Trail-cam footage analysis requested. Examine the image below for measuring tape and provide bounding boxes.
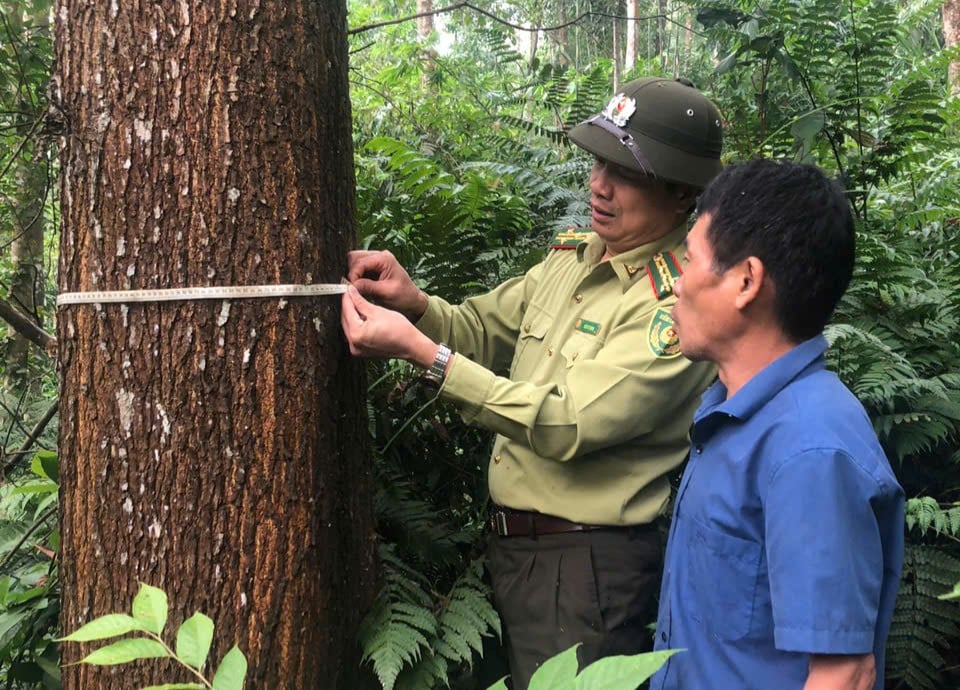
[56,283,348,306]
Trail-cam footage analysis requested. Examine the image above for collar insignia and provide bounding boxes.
[602,93,637,127]
[550,227,592,250]
[645,251,683,299]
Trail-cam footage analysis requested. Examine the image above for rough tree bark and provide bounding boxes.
[946,0,960,95]
[55,1,375,688]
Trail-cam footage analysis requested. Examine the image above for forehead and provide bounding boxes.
[592,156,659,186]
[686,213,714,252]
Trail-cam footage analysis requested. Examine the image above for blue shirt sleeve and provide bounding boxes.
[764,449,884,654]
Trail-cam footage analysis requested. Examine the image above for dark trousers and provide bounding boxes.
[486,526,661,690]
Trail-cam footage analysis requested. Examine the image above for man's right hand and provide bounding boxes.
[346,250,429,322]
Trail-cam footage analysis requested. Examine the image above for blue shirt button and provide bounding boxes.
[695,445,703,454]
[661,632,667,642]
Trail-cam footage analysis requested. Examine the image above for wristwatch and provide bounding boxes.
[424,344,452,385]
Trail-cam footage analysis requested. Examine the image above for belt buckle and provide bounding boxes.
[494,510,508,537]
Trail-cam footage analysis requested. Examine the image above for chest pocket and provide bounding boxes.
[559,332,604,368]
[685,518,762,641]
[510,307,551,374]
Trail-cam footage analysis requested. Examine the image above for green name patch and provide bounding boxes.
[575,319,601,336]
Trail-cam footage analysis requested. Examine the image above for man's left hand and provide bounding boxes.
[341,286,439,369]
[804,654,876,690]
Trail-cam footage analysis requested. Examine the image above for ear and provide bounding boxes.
[733,256,766,310]
[673,185,699,213]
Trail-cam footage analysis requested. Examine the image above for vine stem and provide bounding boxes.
[848,0,869,220]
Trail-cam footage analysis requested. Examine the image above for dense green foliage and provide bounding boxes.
[0,0,958,688]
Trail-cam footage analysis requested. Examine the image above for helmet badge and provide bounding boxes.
[602,93,637,128]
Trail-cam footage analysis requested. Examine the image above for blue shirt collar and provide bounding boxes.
[696,335,829,423]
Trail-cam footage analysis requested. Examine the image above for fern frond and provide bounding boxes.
[886,545,960,689]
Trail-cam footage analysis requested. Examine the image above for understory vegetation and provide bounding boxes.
[1,0,959,688]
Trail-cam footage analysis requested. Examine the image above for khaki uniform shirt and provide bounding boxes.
[415,225,716,525]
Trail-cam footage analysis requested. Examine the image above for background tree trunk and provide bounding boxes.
[5,144,46,395]
[613,6,622,92]
[945,0,960,95]
[625,0,639,75]
[656,0,668,68]
[418,0,437,89]
[4,1,48,397]
[55,1,375,688]
[416,0,434,37]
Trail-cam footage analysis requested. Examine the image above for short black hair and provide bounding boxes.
[696,158,855,343]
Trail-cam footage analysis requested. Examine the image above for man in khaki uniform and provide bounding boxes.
[341,77,723,689]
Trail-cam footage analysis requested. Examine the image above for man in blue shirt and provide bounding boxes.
[651,159,904,690]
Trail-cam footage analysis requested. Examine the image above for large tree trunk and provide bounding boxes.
[55,1,375,689]
[946,0,960,95]
[625,0,639,75]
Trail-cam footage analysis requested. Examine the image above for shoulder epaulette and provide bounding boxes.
[645,251,683,299]
[550,227,592,250]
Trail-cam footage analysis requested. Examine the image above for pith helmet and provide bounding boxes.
[568,77,723,189]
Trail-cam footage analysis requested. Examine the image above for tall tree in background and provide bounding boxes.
[946,0,960,94]
[656,0,668,68]
[3,1,49,395]
[613,5,622,91]
[625,0,639,74]
[54,0,375,688]
[417,0,437,88]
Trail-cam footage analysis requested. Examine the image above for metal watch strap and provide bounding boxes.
[425,344,452,384]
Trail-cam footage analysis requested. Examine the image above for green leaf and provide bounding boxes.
[11,480,58,496]
[176,612,215,669]
[715,52,738,75]
[60,614,145,642]
[938,582,960,601]
[527,644,578,690]
[141,685,206,689]
[573,649,682,690]
[790,111,826,143]
[132,583,169,635]
[211,645,248,690]
[30,451,59,483]
[79,638,170,666]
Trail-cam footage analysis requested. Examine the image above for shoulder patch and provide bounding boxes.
[645,251,683,299]
[648,308,681,358]
[550,227,592,250]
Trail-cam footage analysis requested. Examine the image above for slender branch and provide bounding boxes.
[780,44,846,179]
[0,112,43,182]
[18,399,58,457]
[0,505,56,573]
[0,295,54,352]
[0,399,59,481]
[349,2,703,39]
[847,0,868,221]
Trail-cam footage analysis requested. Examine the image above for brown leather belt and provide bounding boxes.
[489,506,651,538]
